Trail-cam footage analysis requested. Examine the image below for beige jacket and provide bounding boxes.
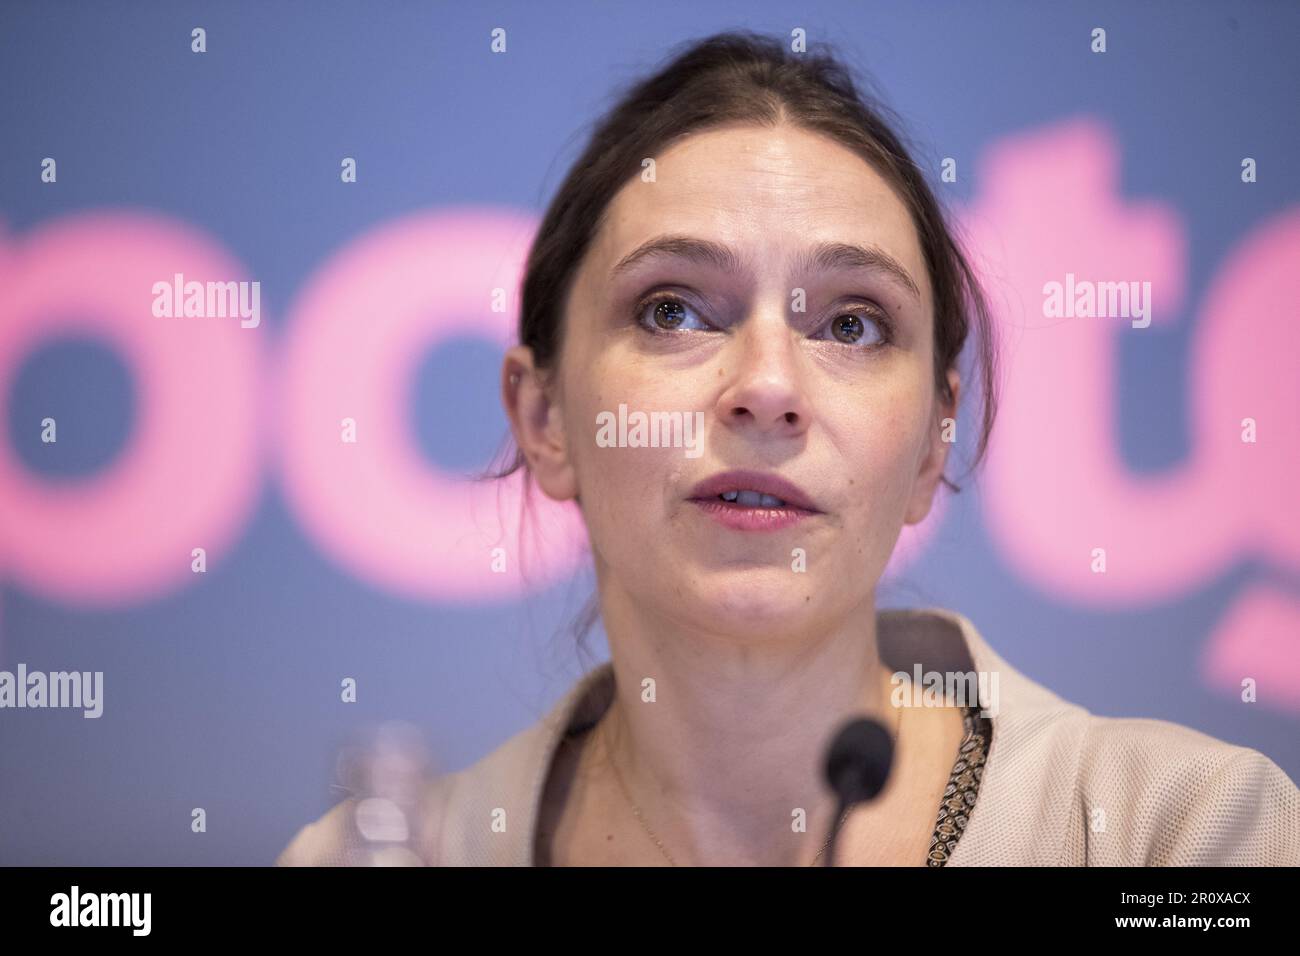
[276,606,1300,866]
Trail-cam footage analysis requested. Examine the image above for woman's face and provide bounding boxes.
[508,124,957,638]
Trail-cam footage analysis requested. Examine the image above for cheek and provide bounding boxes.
[553,309,714,556]
[563,371,693,540]
[574,445,694,581]
[823,382,931,510]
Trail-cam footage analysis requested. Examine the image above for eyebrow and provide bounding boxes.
[609,234,923,305]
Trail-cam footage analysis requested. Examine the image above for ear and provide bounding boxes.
[903,367,960,525]
[501,345,578,502]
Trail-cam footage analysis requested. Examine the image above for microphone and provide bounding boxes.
[820,716,896,866]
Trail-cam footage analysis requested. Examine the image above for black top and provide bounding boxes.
[927,705,993,866]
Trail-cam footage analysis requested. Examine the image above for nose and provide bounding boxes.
[714,312,812,439]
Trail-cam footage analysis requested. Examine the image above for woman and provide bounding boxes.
[278,31,1299,867]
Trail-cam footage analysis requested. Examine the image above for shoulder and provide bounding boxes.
[1072,714,1300,865]
[274,797,359,867]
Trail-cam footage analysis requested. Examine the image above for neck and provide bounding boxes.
[591,575,898,866]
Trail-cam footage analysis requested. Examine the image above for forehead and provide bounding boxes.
[584,124,928,302]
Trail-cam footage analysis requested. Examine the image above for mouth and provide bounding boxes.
[716,489,794,508]
[686,470,822,531]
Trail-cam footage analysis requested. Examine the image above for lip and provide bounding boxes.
[687,469,822,532]
[689,470,821,511]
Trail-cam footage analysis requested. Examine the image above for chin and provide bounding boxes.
[674,568,833,639]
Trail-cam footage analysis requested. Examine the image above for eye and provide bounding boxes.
[819,309,892,348]
[635,293,712,333]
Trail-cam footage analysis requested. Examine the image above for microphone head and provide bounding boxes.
[824,716,896,805]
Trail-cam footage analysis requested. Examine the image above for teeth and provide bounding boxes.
[719,489,787,508]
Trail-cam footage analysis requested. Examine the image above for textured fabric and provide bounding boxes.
[928,706,992,866]
[276,606,1300,866]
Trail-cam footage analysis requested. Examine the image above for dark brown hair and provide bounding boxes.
[482,29,1000,647]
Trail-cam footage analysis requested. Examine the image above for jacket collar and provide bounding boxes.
[450,606,1087,865]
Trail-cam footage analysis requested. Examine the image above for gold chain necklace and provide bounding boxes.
[602,693,904,866]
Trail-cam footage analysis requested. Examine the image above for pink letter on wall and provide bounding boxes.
[963,118,1300,709]
[275,208,588,601]
[0,212,266,605]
